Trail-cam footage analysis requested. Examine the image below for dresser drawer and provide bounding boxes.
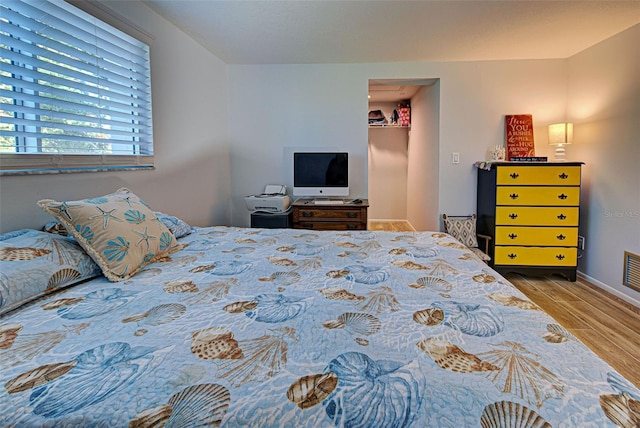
[497,166,581,186]
[495,226,578,246]
[496,207,579,226]
[295,208,363,220]
[495,246,577,266]
[293,222,366,231]
[496,186,580,206]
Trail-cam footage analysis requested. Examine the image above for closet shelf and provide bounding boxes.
[368,124,410,128]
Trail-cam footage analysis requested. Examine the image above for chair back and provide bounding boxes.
[442,214,479,248]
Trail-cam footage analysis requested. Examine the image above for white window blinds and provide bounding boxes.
[0,0,153,174]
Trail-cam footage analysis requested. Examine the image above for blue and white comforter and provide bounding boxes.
[1,226,638,427]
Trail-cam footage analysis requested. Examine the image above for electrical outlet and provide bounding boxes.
[452,152,460,164]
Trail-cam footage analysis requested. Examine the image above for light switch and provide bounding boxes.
[452,152,460,164]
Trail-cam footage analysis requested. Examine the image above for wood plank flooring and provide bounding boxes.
[507,273,640,389]
[367,220,415,232]
[368,220,640,389]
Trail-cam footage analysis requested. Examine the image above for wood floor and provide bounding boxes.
[507,273,640,389]
[368,220,640,388]
[367,220,415,232]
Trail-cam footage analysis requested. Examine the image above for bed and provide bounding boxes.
[1,195,639,427]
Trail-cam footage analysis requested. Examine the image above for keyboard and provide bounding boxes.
[313,200,344,205]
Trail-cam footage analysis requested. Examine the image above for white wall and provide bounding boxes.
[567,24,640,303]
[0,1,232,233]
[227,61,567,228]
[407,83,440,231]
[368,102,408,220]
[227,64,370,227]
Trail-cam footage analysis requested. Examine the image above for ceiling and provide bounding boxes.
[142,0,640,65]
[368,79,434,103]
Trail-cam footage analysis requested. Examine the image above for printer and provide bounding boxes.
[244,185,292,213]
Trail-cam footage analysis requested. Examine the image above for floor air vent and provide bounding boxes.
[623,251,640,292]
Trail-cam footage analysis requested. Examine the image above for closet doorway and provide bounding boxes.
[368,78,440,231]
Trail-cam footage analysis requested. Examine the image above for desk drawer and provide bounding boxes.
[295,208,363,220]
[495,226,578,246]
[497,166,581,186]
[496,207,579,226]
[495,246,578,266]
[293,222,365,231]
[496,187,580,206]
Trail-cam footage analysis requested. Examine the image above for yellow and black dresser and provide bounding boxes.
[477,162,583,281]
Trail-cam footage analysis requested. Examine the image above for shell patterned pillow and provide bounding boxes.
[38,188,182,282]
[153,211,193,239]
[0,229,101,314]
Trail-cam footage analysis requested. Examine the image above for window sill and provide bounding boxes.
[1,165,155,176]
[0,154,154,176]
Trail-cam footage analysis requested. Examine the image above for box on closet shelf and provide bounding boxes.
[397,106,410,126]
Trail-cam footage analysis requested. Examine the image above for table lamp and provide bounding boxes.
[548,122,573,161]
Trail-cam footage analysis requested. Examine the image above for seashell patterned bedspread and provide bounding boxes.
[1,226,638,427]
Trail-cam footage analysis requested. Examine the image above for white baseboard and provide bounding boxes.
[578,271,640,308]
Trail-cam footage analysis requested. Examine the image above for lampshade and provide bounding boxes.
[548,123,573,161]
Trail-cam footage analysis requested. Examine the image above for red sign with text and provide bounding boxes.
[505,114,535,160]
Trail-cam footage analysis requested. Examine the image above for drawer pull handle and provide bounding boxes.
[347,212,357,218]
[509,173,519,179]
[508,253,517,259]
[508,233,518,240]
[509,213,518,220]
[557,214,567,220]
[556,254,565,260]
[302,223,314,229]
[556,234,566,240]
[347,224,357,230]
[302,211,314,217]
[558,193,568,200]
[509,193,519,200]
[559,173,569,179]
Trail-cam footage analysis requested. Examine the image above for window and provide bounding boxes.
[0,0,153,174]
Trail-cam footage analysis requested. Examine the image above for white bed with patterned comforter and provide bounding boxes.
[1,224,639,427]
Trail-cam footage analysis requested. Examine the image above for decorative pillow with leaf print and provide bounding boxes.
[38,188,182,282]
